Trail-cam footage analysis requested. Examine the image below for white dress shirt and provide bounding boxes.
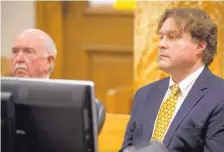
[152,65,205,139]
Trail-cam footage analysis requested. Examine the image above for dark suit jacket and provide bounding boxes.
[121,67,224,152]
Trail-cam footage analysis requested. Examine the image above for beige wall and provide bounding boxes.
[1,1,35,57]
[134,1,224,91]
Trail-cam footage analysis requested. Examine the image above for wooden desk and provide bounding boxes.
[98,113,130,152]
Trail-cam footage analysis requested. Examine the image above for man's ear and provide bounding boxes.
[47,55,54,65]
[196,41,207,55]
[45,55,55,73]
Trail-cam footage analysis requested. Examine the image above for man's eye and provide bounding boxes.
[23,48,35,55]
[12,49,18,55]
[24,48,31,53]
[169,35,175,39]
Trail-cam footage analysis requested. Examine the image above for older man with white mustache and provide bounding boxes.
[11,29,56,78]
[10,29,106,136]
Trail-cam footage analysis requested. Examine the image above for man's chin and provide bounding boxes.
[14,73,29,78]
[14,69,29,78]
[15,75,28,78]
[158,64,172,73]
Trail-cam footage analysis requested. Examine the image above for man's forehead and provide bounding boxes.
[13,33,46,47]
[15,32,44,41]
[158,17,184,35]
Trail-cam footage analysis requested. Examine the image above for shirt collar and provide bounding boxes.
[169,65,205,97]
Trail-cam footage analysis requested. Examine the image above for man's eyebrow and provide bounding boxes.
[12,47,18,50]
[158,29,181,35]
[11,46,36,52]
[23,47,35,50]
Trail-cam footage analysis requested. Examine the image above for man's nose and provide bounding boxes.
[14,51,25,62]
[158,38,168,50]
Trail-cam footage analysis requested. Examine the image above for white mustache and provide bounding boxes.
[14,63,28,70]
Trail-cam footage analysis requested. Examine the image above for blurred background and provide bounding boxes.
[1,0,134,115]
[1,1,224,151]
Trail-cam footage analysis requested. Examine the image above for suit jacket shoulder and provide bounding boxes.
[132,77,170,115]
[135,77,170,98]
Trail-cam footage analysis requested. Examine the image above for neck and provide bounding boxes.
[170,62,204,84]
[13,73,50,79]
[35,73,50,79]
[40,75,50,79]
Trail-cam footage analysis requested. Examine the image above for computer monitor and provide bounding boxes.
[1,76,98,152]
[1,91,16,152]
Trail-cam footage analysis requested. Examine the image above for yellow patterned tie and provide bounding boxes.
[151,84,180,142]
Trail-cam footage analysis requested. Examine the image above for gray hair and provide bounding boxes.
[45,35,57,74]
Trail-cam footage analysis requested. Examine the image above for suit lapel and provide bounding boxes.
[143,78,169,140]
[163,68,211,147]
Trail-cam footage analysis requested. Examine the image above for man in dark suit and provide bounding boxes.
[10,29,106,133]
[121,8,224,152]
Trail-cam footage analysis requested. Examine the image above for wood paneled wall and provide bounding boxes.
[36,1,64,79]
[36,1,134,114]
[1,56,12,76]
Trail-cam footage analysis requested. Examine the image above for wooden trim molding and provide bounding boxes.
[83,44,133,53]
[84,6,134,17]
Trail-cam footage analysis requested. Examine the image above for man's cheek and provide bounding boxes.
[30,62,42,73]
[12,59,18,66]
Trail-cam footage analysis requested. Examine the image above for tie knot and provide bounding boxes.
[171,84,180,94]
